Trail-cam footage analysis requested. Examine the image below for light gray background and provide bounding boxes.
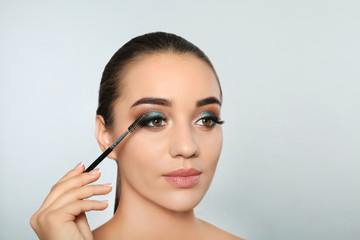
[0,0,359,239]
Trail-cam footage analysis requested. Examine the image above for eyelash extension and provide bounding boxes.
[137,111,224,129]
[139,111,167,128]
[196,111,224,127]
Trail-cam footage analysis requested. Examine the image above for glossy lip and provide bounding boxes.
[163,168,202,188]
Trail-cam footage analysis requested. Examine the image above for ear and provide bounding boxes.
[95,115,117,160]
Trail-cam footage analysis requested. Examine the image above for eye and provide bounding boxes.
[195,112,224,128]
[148,117,165,127]
[198,118,213,127]
[140,111,167,128]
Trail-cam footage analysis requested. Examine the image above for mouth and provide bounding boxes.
[163,168,202,188]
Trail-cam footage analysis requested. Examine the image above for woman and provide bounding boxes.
[30,32,242,240]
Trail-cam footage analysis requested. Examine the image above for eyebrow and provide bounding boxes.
[197,97,222,107]
[131,97,172,108]
[130,96,222,108]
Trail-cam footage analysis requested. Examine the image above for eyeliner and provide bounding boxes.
[84,115,145,172]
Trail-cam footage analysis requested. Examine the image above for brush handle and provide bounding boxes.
[110,130,129,149]
[84,130,130,172]
[84,147,112,172]
[83,114,144,173]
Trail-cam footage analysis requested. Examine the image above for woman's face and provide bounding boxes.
[109,53,223,212]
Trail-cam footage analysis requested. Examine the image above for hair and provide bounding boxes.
[96,32,222,213]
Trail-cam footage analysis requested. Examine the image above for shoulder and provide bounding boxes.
[92,222,114,240]
[198,219,244,240]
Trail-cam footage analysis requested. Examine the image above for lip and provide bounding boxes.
[163,168,201,188]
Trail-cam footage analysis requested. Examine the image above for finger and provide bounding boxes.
[40,169,102,210]
[59,200,109,221]
[75,213,93,239]
[36,200,108,230]
[58,162,85,184]
[47,183,112,211]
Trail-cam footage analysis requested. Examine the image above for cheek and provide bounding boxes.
[115,134,168,186]
[117,128,223,185]
[113,127,223,212]
[198,128,223,172]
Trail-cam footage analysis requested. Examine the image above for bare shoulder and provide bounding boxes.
[199,219,244,240]
[92,225,106,240]
[92,221,114,240]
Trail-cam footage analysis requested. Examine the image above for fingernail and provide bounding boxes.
[89,168,101,175]
[74,162,84,170]
[101,200,109,205]
[103,183,112,188]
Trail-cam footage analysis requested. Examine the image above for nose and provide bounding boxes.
[169,122,199,159]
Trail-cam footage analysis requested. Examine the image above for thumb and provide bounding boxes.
[75,212,93,239]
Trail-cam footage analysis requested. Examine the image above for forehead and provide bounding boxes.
[120,53,221,105]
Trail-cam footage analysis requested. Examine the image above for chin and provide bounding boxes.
[163,200,201,213]
[159,190,207,213]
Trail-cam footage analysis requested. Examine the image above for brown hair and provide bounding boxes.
[96,32,221,213]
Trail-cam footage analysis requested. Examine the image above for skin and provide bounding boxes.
[30,53,243,240]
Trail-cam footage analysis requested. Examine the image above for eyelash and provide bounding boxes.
[139,111,224,129]
[195,113,224,128]
[139,112,167,129]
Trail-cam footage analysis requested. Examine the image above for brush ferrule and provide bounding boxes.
[128,115,145,132]
[110,131,129,149]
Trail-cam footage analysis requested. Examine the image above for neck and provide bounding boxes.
[105,182,201,239]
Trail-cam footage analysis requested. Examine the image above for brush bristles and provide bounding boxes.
[128,115,145,132]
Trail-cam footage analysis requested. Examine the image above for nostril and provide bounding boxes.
[169,137,199,159]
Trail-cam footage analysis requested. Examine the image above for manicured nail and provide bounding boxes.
[89,168,101,175]
[74,162,84,170]
[103,183,112,188]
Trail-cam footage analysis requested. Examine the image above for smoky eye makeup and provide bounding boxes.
[133,109,223,130]
[195,111,224,128]
[139,111,167,129]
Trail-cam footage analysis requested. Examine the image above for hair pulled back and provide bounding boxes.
[96,32,221,213]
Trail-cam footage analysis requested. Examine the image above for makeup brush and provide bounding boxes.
[84,115,145,172]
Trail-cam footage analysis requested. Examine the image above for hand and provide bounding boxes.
[30,162,112,240]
